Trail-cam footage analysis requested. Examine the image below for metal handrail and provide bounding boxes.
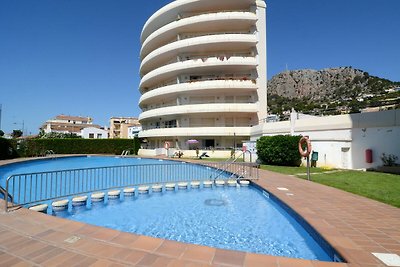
[0,185,13,203]
[4,161,258,212]
[212,151,243,180]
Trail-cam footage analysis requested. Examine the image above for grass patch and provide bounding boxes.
[260,165,331,175]
[261,165,400,208]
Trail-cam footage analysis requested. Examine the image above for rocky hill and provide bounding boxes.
[267,67,400,116]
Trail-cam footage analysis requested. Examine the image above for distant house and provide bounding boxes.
[81,127,109,139]
[41,115,106,138]
[109,117,141,139]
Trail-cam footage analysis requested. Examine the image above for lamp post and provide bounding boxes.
[233,132,236,149]
[0,104,2,130]
[233,132,236,159]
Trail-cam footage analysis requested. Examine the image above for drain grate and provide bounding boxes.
[204,199,227,206]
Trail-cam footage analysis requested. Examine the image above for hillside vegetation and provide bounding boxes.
[268,67,400,117]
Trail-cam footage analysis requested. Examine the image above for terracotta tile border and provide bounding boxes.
[0,157,399,266]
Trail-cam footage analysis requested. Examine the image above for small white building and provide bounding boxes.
[251,109,400,169]
[81,127,108,139]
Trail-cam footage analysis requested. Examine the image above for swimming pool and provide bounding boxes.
[58,185,334,261]
[0,156,341,262]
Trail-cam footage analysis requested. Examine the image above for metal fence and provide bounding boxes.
[4,161,258,211]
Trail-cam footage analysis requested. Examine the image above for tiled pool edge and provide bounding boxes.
[0,200,348,267]
[251,182,345,263]
[253,169,400,267]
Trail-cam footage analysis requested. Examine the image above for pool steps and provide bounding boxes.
[123,187,135,195]
[52,199,69,211]
[152,184,163,192]
[29,203,48,213]
[91,192,105,202]
[72,195,88,206]
[28,180,251,213]
[165,183,176,191]
[177,182,188,189]
[138,186,150,194]
[108,190,121,198]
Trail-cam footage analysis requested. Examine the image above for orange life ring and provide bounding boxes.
[164,142,170,149]
[298,136,311,157]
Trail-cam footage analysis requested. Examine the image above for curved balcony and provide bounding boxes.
[141,0,257,43]
[140,34,256,75]
[140,56,257,90]
[139,103,257,121]
[138,126,252,138]
[139,80,257,107]
[141,11,257,58]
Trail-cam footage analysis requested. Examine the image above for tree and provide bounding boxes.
[0,130,4,137]
[12,130,23,138]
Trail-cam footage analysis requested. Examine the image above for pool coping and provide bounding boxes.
[0,157,399,266]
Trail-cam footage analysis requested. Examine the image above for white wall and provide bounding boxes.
[81,127,108,139]
[250,110,400,169]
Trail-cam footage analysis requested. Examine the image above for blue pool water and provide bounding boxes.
[58,185,332,261]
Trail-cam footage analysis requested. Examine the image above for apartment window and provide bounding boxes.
[97,134,102,139]
[165,120,177,128]
[89,133,94,139]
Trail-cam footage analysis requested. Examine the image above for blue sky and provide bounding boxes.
[0,0,399,134]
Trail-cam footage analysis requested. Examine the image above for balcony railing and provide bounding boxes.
[142,77,256,94]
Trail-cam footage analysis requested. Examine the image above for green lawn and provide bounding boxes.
[261,165,400,208]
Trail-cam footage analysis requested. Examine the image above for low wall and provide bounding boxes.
[138,148,243,159]
[251,110,400,169]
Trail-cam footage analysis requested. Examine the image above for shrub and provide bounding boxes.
[0,138,18,160]
[256,135,302,166]
[381,153,399,166]
[21,138,141,157]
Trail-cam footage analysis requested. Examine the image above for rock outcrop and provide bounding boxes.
[267,67,396,100]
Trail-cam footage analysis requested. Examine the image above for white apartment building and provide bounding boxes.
[138,0,267,151]
[127,126,142,139]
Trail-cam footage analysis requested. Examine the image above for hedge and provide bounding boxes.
[21,138,141,157]
[0,138,18,160]
[256,135,302,166]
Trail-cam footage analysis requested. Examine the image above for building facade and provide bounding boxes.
[127,126,142,139]
[41,115,94,135]
[138,0,267,151]
[109,117,140,139]
[41,115,107,138]
[81,127,109,139]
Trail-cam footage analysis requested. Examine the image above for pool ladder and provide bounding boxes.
[44,150,55,158]
[121,150,131,157]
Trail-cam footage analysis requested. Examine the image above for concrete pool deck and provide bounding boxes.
[0,161,399,266]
